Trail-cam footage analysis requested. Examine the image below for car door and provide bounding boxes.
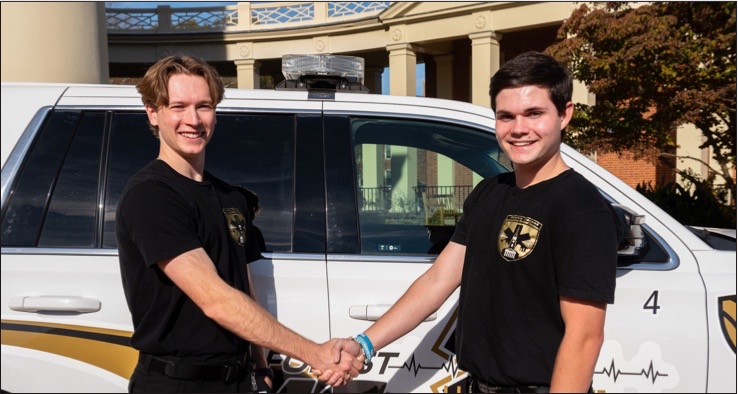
[1,91,334,392]
[322,98,511,393]
[197,106,335,392]
[1,109,151,392]
[321,96,715,393]
[560,145,711,393]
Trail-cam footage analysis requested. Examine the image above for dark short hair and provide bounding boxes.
[489,51,572,115]
[136,54,225,137]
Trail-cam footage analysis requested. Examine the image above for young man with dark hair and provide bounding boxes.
[323,51,618,393]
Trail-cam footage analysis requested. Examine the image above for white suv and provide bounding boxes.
[1,80,735,393]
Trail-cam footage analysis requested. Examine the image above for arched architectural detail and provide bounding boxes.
[103,2,575,100]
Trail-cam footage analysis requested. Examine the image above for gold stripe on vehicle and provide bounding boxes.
[1,319,137,379]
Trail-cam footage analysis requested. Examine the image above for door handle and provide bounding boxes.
[349,304,436,322]
[9,296,101,313]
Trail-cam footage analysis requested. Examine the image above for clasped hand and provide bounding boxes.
[311,337,364,387]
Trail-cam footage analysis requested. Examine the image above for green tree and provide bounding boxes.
[547,2,736,213]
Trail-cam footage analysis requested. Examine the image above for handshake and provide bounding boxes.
[306,335,374,387]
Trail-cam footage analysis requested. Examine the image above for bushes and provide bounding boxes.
[636,181,736,228]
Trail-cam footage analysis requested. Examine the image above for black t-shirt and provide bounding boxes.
[450,169,618,386]
[116,160,262,363]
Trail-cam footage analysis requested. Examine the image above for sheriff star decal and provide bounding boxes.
[498,215,541,261]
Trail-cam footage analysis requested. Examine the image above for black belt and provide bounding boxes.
[139,352,252,382]
[471,376,549,393]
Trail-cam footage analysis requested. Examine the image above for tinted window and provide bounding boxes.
[2,110,296,254]
[102,112,297,252]
[203,113,295,252]
[102,113,158,248]
[1,111,80,246]
[38,112,105,247]
[351,117,511,255]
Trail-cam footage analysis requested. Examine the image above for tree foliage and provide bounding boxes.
[547,2,736,211]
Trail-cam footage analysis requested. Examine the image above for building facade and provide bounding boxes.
[2,1,717,192]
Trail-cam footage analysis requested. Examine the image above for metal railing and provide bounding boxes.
[359,185,474,212]
[359,186,392,212]
[413,185,473,210]
[106,2,391,33]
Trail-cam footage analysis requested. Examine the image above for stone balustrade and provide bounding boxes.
[106,1,391,33]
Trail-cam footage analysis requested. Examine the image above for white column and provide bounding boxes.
[236,2,252,30]
[434,54,454,100]
[157,6,172,33]
[361,144,384,188]
[364,65,384,95]
[469,31,501,108]
[438,155,454,187]
[314,2,328,23]
[572,80,595,106]
[387,43,417,97]
[1,2,109,83]
[235,59,261,89]
[390,146,418,212]
[434,54,455,187]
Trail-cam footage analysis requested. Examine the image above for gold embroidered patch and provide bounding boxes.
[497,215,542,261]
[223,207,247,246]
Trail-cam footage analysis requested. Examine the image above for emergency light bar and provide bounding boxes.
[282,54,365,83]
[276,54,369,93]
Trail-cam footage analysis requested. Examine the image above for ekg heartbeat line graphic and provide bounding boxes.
[596,359,669,384]
[389,354,460,377]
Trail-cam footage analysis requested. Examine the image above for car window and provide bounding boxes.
[3,110,296,253]
[103,112,297,252]
[102,112,159,248]
[39,112,106,247]
[204,113,296,252]
[1,111,81,246]
[351,117,512,255]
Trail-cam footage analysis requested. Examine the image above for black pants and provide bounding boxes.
[469,376,549,393]
[129,354,271,393]
[468,376,593,393]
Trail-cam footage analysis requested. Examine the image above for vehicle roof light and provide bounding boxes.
[282,54,365,84]
[276,54,369,94]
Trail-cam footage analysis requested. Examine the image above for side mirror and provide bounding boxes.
[611,204,647,258]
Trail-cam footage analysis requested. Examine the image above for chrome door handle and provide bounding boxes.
[9,296,101,313]
[349,304,436,322]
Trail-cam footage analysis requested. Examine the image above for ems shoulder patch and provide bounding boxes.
[223,208,247,246]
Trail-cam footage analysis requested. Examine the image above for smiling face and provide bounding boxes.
[146,73,216,175]
[494,85,573,185]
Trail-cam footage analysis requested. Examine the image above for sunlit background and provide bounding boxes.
[105,1,426,96]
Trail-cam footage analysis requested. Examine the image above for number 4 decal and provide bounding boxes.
[644,290,661,315]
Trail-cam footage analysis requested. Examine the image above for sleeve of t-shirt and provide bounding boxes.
[451,177,492,246]
[553,209,618,304]
[244,220,264,264]
[118,181,203,268]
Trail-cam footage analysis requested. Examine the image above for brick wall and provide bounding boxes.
[455,163,474,187]
[595,151,675,189]
[594,128,677,189]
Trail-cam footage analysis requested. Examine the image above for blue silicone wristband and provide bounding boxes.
[351,336,369,364]
[355,333,375,362]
